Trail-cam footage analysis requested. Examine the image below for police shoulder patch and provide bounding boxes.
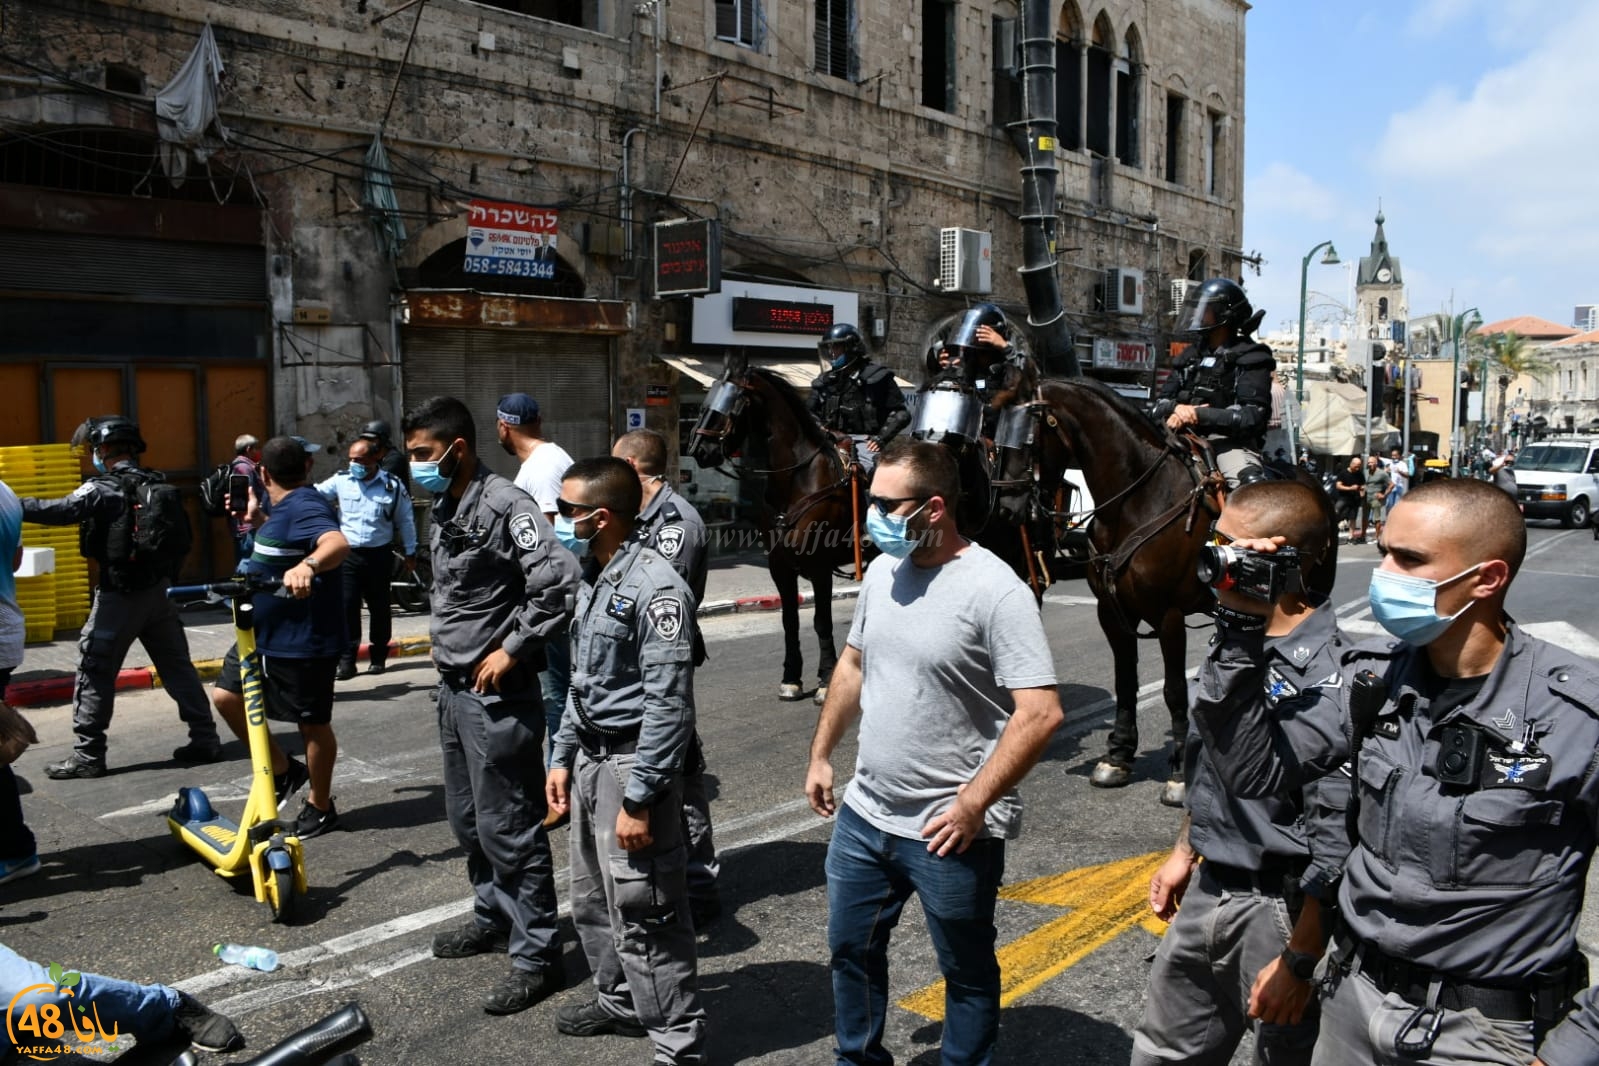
[71,481,96,499]
[646,593,684,641]
[509,512,539,550]
[655,524,685,559]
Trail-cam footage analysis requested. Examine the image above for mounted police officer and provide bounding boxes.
[939,302,1027,401]
[1192,478,1599,1066]
[546,457,706,1063]
[808,323,910,472]
[1152,278,1274,489]
[612,428,721,928]
[23,416,221,779]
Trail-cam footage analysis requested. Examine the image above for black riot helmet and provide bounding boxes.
[359,419,393,448]
[948,303,1010,353]
[72,415,145,456]
[819,323,868,370]
[1178,278,1255,339]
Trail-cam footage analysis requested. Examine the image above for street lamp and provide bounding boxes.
[1294,241,1341,460]
[1449,306,1481,476]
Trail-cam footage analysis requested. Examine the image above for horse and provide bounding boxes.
[688,361,856,704]
[990,370,1339,805]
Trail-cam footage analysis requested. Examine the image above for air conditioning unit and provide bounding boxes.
[1170,279,1198,316]
[939,228,993,294]
[1104,267,1144,315]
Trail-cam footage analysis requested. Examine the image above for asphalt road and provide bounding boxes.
[7,525,1598,1064]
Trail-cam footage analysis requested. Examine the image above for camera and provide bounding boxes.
[227,474,251,515]
[1436,723,1486,786]
[1197,544,1301,602]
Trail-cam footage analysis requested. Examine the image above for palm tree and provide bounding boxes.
[1484,331,1552,448]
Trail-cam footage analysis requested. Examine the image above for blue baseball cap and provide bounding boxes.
[496,393,540,426]
[289,435,322,454]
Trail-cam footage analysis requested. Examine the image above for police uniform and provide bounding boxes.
[429,464,579,979]
[315,467,417,672]
[23,460,220,773]
[633,482,719,918]
[1133,602,1350,1066]
[1152,338,1275,488]
[808,360,911,470]
[552,538,706,1064]
[1192,620,1599,1066]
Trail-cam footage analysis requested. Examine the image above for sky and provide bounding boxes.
[1241,0,1598,339]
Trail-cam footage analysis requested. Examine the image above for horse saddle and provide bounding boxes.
[1173,431,1226,491]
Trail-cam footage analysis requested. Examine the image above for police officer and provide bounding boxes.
[1133,481,1349,1066]
[545,457,706,1064]
[358,419,410,493]
[401,396,579,1016]
[1192,478,1599,1066]
[24,417,223,779]
[942,302,1027,400]
[612,428,720,927]
[808,323,910,471]
[1152,277,1274,488]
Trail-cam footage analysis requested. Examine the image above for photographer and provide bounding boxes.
[1191,479,1599,1066]
[1132,481,1348,1066]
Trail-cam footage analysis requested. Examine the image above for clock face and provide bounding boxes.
[1377,268,1392,283]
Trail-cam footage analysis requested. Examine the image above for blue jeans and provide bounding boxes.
[825,804,1005,1066]
[537,626,570,766]
[0,944,179,1045]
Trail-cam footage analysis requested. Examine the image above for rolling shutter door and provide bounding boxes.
[402,327,612,483]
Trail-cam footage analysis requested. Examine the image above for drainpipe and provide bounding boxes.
[1014,0,1079,376]
[621,127,644,263]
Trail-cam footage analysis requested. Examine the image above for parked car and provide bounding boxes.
[1511,438,1599,527]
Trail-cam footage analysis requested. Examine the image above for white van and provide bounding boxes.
[1512,438,1599,527]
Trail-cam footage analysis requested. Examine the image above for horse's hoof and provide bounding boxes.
[1089,762,1132,788]
[813,685,829,705]
[778,683,804,701]
[1159,780,1188,808]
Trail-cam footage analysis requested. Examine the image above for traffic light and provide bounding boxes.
[1458,370,1474,428]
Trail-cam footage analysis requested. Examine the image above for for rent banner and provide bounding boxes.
[464,200,560,280]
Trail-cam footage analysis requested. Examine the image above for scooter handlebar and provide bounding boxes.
[168,576,288,602]
[235,1002,372,1066]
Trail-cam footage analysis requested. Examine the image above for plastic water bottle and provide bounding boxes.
[214,942,279,972]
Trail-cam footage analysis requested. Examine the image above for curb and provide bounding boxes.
[3,591,862,709]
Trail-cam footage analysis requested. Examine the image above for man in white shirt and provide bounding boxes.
[496,393,574,522]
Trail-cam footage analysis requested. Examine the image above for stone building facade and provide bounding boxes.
[0,0,1249,569]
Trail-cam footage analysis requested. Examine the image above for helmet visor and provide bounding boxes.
[1177,291,1231,337]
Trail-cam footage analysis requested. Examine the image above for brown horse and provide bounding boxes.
[991,374,1339,805]
[688,363,856,703]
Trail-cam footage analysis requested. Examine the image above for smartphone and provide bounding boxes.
[228,474,251,514]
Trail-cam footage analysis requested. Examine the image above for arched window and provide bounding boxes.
[1054,1,1083,151]
[1085,12,1114,157]
[1116,25,1142,166]
[1378,297,1388,321]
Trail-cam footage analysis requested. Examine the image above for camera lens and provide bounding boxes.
[1197,544,1235,585]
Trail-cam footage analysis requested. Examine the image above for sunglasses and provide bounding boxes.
[555,498,602,519]
[1208,522,1236,547]
[868,494,929,517]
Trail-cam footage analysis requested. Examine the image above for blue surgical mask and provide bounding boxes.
[830,352,850,370]
[348,462,370,480]
[554,514,592,556]
[1368,564,1482,646]
[410,443,459,494]
[865,500,930,559]
[91,453,107,474]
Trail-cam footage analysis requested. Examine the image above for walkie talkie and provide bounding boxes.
[1345,669,1387,847]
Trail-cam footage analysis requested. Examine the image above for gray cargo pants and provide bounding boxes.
[682,735,719,906]
[73,580,218,764]
[1131,866,1318,1066]
[437,678,560,973]
[570,749,706,1064]
[1310,941,1534,1066]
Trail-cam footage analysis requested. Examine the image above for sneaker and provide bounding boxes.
[555,1000,647,1038]
[273,758,311,809]
[542,808,570,831]
[365,660,387,675]
[0,854,40,885]
[335,660,357,681]
[293,798,339,839]
[172,740,225,765]
[432,922,509,959]
[172,992,245,1052]
[482,967,559,1015]
[45,756,105,780]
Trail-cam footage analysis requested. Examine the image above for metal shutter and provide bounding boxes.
[402,327,613,482]
[0,230,265,303]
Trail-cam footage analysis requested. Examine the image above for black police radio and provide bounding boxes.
[1197,544,1301,603]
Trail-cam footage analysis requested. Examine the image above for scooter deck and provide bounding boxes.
[170,812,249,877]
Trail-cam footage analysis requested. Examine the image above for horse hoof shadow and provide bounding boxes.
[1088,761,1133,788]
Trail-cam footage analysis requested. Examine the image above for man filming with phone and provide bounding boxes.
[1132,480,1350,1066]
[1189,478,1599,1066]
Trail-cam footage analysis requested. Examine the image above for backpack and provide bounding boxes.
[100,470,193,572]
[199,461,233,517]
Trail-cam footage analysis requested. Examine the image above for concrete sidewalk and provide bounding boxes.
[4,552,864,708]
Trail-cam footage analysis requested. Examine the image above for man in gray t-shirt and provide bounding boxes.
[806,440,1062,1066]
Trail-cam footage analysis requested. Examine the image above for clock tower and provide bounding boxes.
[1355,209,1407,347]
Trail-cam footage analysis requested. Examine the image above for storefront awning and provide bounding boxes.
[657,354,912,391]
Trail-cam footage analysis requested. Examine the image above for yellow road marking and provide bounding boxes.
[898,850,1167,1020]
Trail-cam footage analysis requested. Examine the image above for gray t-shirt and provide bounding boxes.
[843,543,1058,841]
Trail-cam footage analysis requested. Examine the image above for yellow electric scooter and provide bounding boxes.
[166,575,307,923]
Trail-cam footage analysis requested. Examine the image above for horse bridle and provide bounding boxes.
[691,374,833,479]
